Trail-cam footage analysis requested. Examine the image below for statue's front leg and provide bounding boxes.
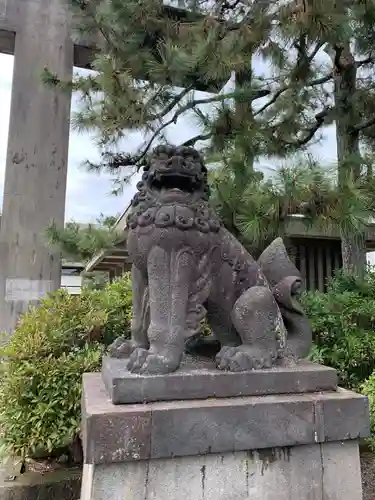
[128,246,192,374]
[216,286,286,372]
[109,264,150,358]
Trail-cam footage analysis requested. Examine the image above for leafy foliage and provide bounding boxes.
[210,153,375,257]
[45,214,123,263]
[0,275,132,461]
[302,269,375,447]
[41,0,375,274]
[43,0,359,183]
[41,0,375,273]
[361,374,375,451]
[301,270,375,390]
[271,0,375,273]
[0,346,103,462]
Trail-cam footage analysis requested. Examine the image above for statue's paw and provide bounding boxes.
[215,345,275,372]
[108,337,138,358]
[128,348,181,375]
[127,347,150,372]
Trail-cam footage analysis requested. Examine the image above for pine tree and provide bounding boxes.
[210,153,375,260]
[44,0,375,275]
[43,0,335,180]
[257,0,375,275]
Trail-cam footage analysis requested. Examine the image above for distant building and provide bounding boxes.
[61,261,85,294]
[84,208,131,281]
[61,221,103,294]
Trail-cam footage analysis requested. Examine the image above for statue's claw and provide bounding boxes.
[127,347,181,375]
[216,345,274,372]
[108,337,138,358]
[127,347,149,372]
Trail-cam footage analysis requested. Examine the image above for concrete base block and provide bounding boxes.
[81,441,363,500]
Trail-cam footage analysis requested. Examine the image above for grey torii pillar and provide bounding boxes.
[0,0,73,336]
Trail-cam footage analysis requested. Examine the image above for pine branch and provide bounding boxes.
[182,87,271,110]
[309,73,334,87]
[308,41,325,62]
[151,86,195,121]
[64,0,375,187]
[72,0,124,60]
[181,132,212,146]
[253,87,286,117]
[354,116,375,132]
[287,121,322,147]
[356,55,375,67]
[278,107,332,148]
[45,220,123,263]
[124,87,271,167]
[254,73,332,117]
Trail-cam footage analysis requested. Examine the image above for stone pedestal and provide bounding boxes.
[81,360,370,500]
[102,355,338,404]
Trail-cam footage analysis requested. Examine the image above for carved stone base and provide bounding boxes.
[102,355,338,404]
[81,374,369,500]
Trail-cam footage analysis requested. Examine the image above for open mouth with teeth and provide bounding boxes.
[150,172,202,194]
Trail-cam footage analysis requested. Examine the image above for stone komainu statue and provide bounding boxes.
[109,145,312,374]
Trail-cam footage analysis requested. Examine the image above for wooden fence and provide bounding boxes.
[290,238,343,292]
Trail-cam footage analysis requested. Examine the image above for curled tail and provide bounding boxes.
[257,238,312,358]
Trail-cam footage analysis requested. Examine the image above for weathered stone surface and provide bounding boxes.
[82,373,369,465]
[150,394,316,459]
[82,376,152,464]
[102,355,338,404]
[109,145,312,375]
[0,467,81,500]
[0,0,73,336]
[321,441,364,500]
[318,389,371,441]
[80,441,363,500]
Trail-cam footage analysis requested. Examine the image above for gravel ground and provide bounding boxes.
[362,451,375,500]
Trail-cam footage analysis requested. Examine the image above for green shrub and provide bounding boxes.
[302,269,375,448]
[301,269,375,390]
[0,274,132,461]
[361,375,375,450]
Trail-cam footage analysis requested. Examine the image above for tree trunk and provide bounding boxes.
[234,66,255,185]
[333,44,366,277]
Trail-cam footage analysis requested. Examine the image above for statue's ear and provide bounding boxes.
[257,237,302,288]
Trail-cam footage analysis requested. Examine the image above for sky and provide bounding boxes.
[0,52,339,224]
